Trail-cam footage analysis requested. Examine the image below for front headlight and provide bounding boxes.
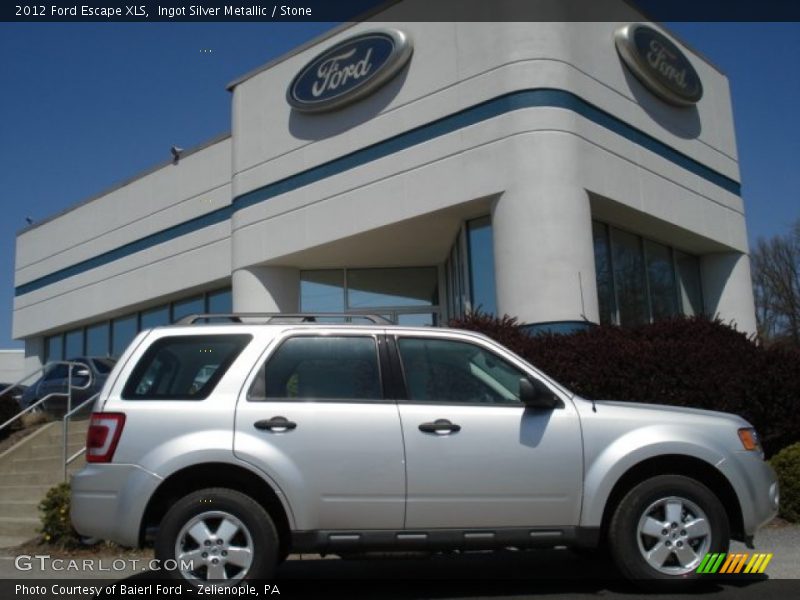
[738,427,762,453]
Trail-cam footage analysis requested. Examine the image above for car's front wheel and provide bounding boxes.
[155,487,278,584]
[608,474,729,588]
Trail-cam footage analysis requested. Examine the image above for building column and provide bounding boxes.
[492,181,598,325]
[489,133,599,325]
[701,252,757,336]
[23,338,44,380]
[232,266,300,313]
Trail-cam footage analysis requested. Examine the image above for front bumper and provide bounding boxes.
[71,463,162,547]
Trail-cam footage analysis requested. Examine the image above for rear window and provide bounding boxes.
[122,335,251,400]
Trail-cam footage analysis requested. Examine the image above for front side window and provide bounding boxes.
[249,336,381,402]
[396,337,524,405]
[45,364,69,381]
[123,335,251,400]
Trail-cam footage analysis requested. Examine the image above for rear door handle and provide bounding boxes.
[254,416,297,432]
[419,419,461,434]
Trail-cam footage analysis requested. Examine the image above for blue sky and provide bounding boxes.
[0,22,798,349]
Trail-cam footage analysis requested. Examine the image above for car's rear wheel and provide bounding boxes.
[608,474,729,589]
[155,487,278,584]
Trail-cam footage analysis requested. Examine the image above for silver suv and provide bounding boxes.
[71,313,779,587]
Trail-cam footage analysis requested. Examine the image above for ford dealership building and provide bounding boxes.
[13,0,756,372]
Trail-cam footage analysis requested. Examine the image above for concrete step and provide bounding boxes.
[0,470,71,486]
[38,429,89,444]
[0,418,89,542]
[0,535,32,548]
[0,485,51,501]
[0,517,39,538]
[0,500,40,519]
[3,441,85,462]
[0,455,83,474]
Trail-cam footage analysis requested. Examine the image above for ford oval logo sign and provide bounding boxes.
[287,29,413,113]
[615,24,703,106]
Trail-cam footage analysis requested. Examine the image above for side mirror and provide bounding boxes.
[519,377,562,409]
[74,369,90,379]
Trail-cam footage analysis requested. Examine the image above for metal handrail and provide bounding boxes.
[62,392,100,481]
[0,360,97,483]
[0,361,93,433]
[176,312,393,325]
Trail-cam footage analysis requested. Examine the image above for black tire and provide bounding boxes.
[607,474,729,590]
[155,487,278,583]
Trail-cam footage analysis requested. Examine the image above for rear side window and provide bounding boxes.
[123,335,251,400]
[45,364,69,380]
[249,336,381,402]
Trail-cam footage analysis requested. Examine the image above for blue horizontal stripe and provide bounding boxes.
[15,88,740,297]
[15,206,234,296]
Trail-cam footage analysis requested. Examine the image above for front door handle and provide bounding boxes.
[419,419,461,434]
[254,416,297,432]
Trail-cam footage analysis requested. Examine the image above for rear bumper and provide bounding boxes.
[71,463,162,547]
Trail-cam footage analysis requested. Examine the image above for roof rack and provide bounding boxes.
[176,313,393,325]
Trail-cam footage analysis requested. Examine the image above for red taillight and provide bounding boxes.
[86,412,125,463]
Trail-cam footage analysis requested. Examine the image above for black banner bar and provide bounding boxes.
[4,0,800,23]
[4,577,800,600]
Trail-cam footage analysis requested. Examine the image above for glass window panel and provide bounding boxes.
[64,329,84,359]
[397,337,524,405]
[112,315,138,358]
[676,251,703,316]
[611,228,648,327]
[467,217,497,315]
[592,222,616,325]
[207,289,232,314]
[45,335,63,363]
[397,313,436,327]
[92,358,116,374]
[645,240,678,320]
[347,268,437,309]
[300,270,345,312]
[140,305,169,330]
[123,335,251,400]
[85,322,110,357]
[172,296,204,322]
[45,363,69,380]
[251,336,381,402]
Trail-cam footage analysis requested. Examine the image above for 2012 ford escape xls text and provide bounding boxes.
[70,313,779,588]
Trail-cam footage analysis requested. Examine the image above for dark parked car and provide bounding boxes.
[0,383,27,405]
[19,357,116,414]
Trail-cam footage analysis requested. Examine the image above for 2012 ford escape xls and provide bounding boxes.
[70,314,779,587]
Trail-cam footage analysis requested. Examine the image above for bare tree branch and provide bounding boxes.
[751,218,800,346]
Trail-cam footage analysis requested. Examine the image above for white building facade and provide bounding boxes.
[13,1,756,374]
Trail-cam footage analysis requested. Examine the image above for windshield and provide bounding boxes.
[92,358,116,374]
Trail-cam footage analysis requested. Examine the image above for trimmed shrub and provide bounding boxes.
[770,443,800,522]
[39,482,80,548]
[449,313,800,457]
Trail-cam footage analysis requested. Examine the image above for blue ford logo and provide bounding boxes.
[287,29,413,113]
[615,24,703,106]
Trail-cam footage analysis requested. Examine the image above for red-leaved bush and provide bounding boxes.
[449,313,800,457]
